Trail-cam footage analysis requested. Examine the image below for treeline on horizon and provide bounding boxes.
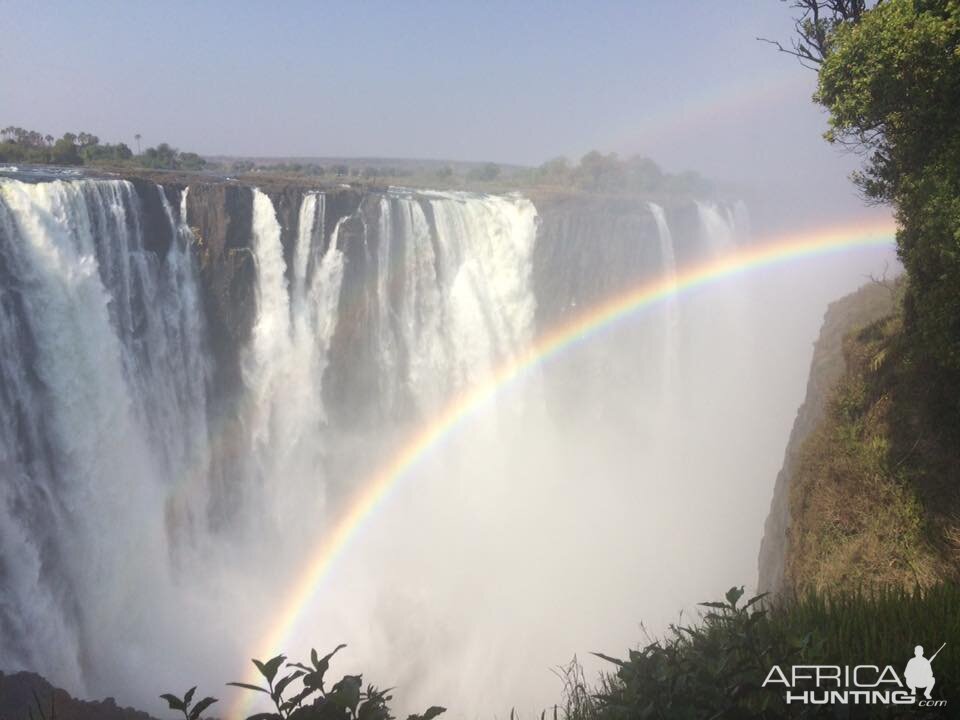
[0,126,206,171]
[200,151,712,195]
[0,124,710,196]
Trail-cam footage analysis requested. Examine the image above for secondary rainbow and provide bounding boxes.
[229,217,895,717]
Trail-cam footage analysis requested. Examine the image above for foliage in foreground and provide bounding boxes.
[153,585,957,720]
[162,645,444,720]
[581,584,958,720]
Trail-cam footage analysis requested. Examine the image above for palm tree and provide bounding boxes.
[134,133,142,154]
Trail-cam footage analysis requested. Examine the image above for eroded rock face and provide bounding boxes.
[128,178,182,258]
[184,183,256,407]
[321,195,383,429]
[757,282,897,596]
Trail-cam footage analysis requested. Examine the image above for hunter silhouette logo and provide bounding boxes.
[763,642,948,707]
[905,643,945,700]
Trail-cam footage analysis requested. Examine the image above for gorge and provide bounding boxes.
[0,169,889,716]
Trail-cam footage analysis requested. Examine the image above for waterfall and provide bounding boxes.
[368,190,538,418]
[648,202,678,397]
[695,200,740,255]
[0,177,208,695]
[242,189,344,528]
[1,174,769,719]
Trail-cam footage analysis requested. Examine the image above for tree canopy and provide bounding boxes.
[0,125,204,171]
[811,0,960,380]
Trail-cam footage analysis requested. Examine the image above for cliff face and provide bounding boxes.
[173,184,738,431]
[757,282,898,595]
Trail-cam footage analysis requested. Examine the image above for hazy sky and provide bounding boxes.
[3,0,887,231]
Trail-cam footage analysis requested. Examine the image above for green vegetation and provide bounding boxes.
[163,645,444,720]
[579,584,958,719]
[215,151,708,196]
[466,162,501,182]
[0,126,206,171]
[0,124,710,199]
[152,587,956,720]
[813,0,960,396]
[526,152,711,196]
[159,688,217,720]
[787,286,959,593]
[752,0,960,596]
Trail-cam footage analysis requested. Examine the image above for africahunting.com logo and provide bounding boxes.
[762,643,947,708]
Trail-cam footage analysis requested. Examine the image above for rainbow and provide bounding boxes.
[229,217,895,717]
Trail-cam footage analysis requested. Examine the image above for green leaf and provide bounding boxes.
[184,688,197,707]
[330,675,363,713]
[160,695,186,712]
[272,671,304,702]
[302,671,322,690]
[358,696,391,720]
[407,708,446,720]
[744,593,769,610]
[189,697,218,720]
[591,652,625,667]
[725,586,745,607]
[421,706,446,720]
[227,682,271,695]
[281,687,317,713]
[302,644,346,693]
[262,655,287,684]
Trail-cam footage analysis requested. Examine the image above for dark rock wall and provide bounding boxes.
[321,196,409,429]
[128,178,181,257]
[184,183,256,407]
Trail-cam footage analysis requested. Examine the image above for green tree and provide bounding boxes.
[466,162,500,182]
[536,156,572,185]
[815,0,960,380]
[623,155,664,191]
[575,151,624,192]
[49,134,81,165]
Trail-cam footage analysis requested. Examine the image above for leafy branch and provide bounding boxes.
[159,687,218,720]
[227,645,445,720]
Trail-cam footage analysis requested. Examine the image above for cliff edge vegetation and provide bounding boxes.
[762,0,960,594]
[786,282,960,592]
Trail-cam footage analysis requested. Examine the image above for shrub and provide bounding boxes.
[589,584,958,719]
[164,645,444,720]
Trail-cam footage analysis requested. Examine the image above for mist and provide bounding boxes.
[0,1,908,718]
[0,178,897,717]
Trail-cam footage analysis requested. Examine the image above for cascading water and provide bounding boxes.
[1,176,780,718]
[241,188,344,534]
[648,202,678,399]
[0,177,209,696]
[369,190,538,418]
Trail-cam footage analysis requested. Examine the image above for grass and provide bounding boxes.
[786,283,960,593]
[565,584,959,720]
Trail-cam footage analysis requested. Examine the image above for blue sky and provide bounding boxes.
[3,0,886,230]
